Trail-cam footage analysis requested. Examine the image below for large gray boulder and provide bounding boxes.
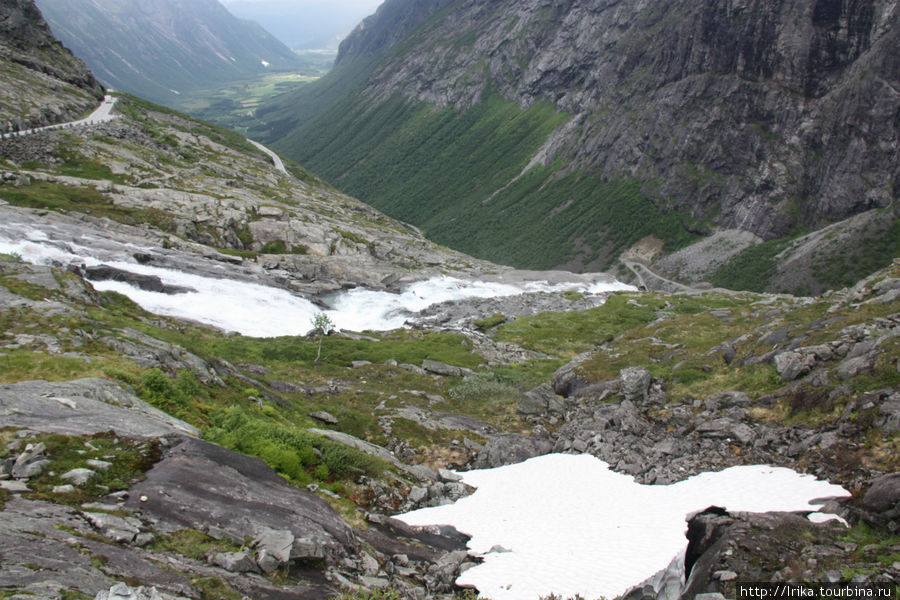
[125,437,357,563]
[620,367,652,403]
[0,378,199,438]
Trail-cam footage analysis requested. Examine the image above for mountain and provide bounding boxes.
[256,0,899,294]
[221,0,383,50]
[33,0,303,105]
[0,0,103,132]
[1,0,899,597]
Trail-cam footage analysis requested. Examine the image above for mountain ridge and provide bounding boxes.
[257,0,899,294]
[33,0,303,105]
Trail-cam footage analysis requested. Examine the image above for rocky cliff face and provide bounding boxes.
[262,0,898,286]
[0,0,103,132]
[352,0,898,237]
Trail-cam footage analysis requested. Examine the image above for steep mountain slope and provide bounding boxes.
[2,2,898,598]
[33,0,302,105]
[257,0,899,292]
[0,0,103,132]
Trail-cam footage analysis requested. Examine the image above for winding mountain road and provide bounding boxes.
[249,140,288,175]
[2,95,118,139]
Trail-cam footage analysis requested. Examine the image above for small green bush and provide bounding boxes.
[474,313,507,330]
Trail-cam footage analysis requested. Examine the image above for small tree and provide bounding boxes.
[311,312,335,363]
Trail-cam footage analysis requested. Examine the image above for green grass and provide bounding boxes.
[149,528,244,561]
[269,89,699,269]
[0,181,176,232]
[1,433,161,505]
[495,293,663,357]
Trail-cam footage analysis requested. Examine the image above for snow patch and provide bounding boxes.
[396,454,850,600]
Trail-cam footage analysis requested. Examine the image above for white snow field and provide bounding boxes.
[397,454,850,600]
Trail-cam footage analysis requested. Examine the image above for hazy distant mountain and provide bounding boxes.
[34,0,302,104]
[221,0,382,50]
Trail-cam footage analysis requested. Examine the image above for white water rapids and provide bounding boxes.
[0,214,634,336]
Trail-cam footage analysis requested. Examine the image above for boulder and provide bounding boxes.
[860,473,900,520]
[620,367,652,403]
[309,411,339,425]
[517,383,567,416]
[774,351,816,382]
[473,433,553,468]
[61,468,96,486]
[421,360,476,378]
[212,551,259,573]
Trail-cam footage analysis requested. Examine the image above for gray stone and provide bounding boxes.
[359,575,391,590]
[86,459,112,471]
[212,551,259,573]
[422,359,477,378]
[409,486,429,503]
[61,468,96,486]
[837,355,874,380]
[620,367,652,402]
[360,551,380,576]
[309,411,339,425]
[253,527,294,569]
[774,351,815,382]
[52,484,76,494]
[861,473,900,515]
[83,512,142,544]
[518,382,566,416]
[438,468,463,482]
[0,378,199,439]
[0,480,31,493]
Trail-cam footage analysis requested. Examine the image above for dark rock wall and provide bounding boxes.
[0,0,102,94]
[339,0,898,239]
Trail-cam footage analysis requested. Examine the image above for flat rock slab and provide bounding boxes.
[0,378,199,439]
[126,437,356,559]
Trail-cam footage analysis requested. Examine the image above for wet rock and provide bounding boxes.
[82,265,195,295]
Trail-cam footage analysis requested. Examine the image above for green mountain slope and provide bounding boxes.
[257,0,899,290]
[33,0,302,105]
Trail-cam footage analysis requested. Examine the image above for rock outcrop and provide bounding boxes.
[0,0,103,133]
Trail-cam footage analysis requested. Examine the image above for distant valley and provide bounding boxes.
[33,0,306,106]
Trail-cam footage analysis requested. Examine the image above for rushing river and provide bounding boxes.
[0,210,633,336]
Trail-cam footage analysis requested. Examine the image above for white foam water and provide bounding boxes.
[397,454,850,600]
[0,221,634,336]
